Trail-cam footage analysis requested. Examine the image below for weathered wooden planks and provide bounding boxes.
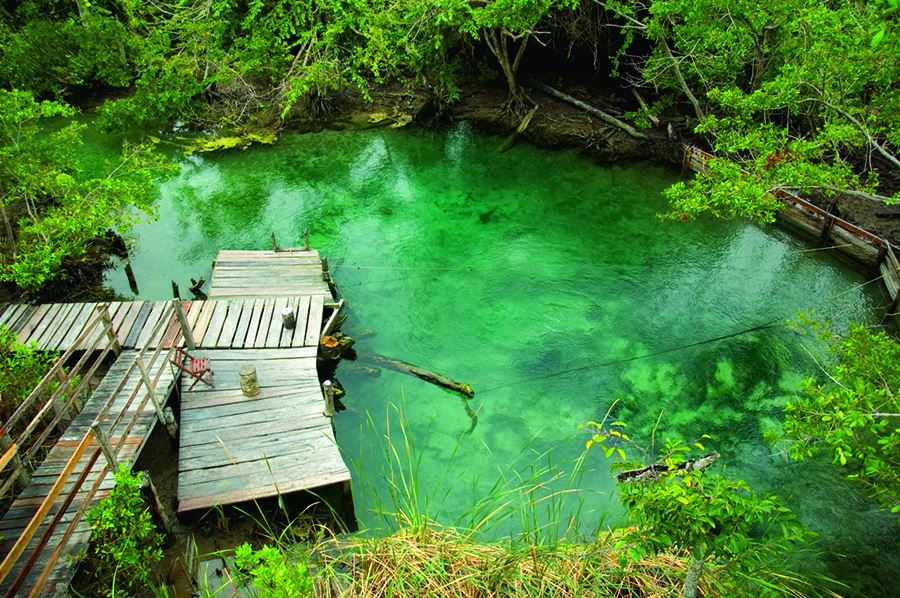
[176,348,350,513]
[208,249,332,298]
[0,350,177,595]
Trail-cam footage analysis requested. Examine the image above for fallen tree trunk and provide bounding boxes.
[616,452,720,483]
[501,105,539,152]
[528,79,649,140]
[361,353,475,398]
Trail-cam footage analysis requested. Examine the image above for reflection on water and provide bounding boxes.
[102,123,896,595]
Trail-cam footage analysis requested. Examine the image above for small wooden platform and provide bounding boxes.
[0,351,176,595]
[209,250,332,298]
[177,348,350,513]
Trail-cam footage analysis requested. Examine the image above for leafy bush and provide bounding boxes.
[785,323,900,514]
[0,324,56,421]
[84,464,163,597]
[233,542,315,597]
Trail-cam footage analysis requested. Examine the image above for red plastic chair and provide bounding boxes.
[171,347,214,390]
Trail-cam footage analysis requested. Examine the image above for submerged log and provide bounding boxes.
[616,452,720,483]
[361,353,475,398]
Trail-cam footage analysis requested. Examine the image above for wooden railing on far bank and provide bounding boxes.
[683,145,900,320]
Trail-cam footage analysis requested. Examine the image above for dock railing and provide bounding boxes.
[0,300,187,596]
[0,304,120,499]
[683,145,900,320]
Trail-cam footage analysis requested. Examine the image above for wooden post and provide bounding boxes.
[163,407,178,438]
[172,300,196,350]
[321,257,329,273]
[341,480,358,532]
[271,231,280,252]
[97,303,120,356]
[91,421,118,471]
[124,261,139,295]
[136,355,166,427]
[875,244,888,271]
[239,364,260,397]
[141,474,173,533]
[281,305,296,329]
[322,380,335,417]
[171,280,181,299]
[304,228,310,250]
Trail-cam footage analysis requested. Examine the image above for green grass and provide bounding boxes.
[188,402,822,597]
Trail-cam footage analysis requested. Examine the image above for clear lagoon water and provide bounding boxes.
[97,123,897,595]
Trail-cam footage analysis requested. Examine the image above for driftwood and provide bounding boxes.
[501,105,539,152]
[528,79,649,140]
[616,452,720,483]
[361,353,475,398]
[189,277,207,300]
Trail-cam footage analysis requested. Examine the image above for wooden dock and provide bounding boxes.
[209,249,332,298]
[0,297,326,352]
[177,348,350,513]
[0,351,177,595]
[0,247,353,595]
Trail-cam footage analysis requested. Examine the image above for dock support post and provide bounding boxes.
[341,481,357,532]
[141,474,174,533]
[271,231,280,252]
[163,407,178,438]
[97,303,121,356]
[91,421,118,471]
[304,228,310,251]
[322,380,335,417]
[173,300,196,350]
[281,305,296,329]
[124,262,139,295]
[136,355,167,431]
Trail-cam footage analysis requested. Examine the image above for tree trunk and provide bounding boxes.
[361,353,474,398]
[681,548,706,598]
[483,28,529,114]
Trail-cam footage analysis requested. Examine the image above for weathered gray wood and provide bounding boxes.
[117,301,145,346]
[192,300,216,346]
[124,302,153,348]
[16,304,50,344]
[26,303,64,346]
[176,344,350,513]
[254,298,274,347]
[303,294,325,347]
[173,300,196,349]
[202,300,229,347]
[266,297,287,348]
[217,300,243,348]
[41,303,78,349]
[58,303,94,350]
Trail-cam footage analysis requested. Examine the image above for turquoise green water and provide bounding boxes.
[99,123,897,594]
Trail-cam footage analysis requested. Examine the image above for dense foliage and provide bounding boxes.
[2,1,898,227]
[0,324,55,421]
[0,89,171,295]
[785,323,900,514]
[83,464,163,596]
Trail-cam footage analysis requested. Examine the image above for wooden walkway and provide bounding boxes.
[0,351,176,595]
[0,296,325,352]
[210,249,331,298]
[177,348,350,513]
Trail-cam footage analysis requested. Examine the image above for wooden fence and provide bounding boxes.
[683,145,900,319]
[0,300,187,596]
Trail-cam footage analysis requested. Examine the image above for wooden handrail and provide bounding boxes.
[0,429,94,585]
[1,300,188,592]
[683,145,893,250]
[0,444,16,473]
